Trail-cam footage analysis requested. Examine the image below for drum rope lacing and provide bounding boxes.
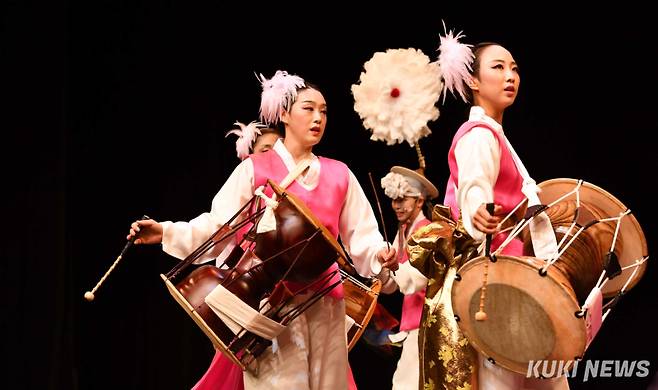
[474,179,650,324]
[492,180,584,258]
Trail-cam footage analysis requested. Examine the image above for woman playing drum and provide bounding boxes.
[127,70,396,390]
[440,39,567,389]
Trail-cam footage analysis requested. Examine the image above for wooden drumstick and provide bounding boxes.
[368,172,395,275]
[368,172,390,246]
[484,203,495,257]
[84,215,149,301]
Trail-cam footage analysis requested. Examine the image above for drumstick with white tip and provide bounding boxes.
[83,215,149,301]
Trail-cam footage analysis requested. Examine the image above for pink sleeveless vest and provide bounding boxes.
[249,150,349,299]
[443,121,525,255]
[398,217,431,331]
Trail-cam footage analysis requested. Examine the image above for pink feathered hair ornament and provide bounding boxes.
[225,120,265,160]
[258,70,306,124]
[437,21,474,103]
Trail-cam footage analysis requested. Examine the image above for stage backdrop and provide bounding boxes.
[4,3,657,390]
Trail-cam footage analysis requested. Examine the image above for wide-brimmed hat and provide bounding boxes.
[382,166,439,200]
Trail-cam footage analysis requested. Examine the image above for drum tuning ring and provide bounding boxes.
[538,268,548,277]
[454,273,462,281]
[487,357,496,365]
[575,309,587,318]
[454,314,460,322]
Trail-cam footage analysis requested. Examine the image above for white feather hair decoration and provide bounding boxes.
[437,21,474,103]
[258,70,306,125]
[225,120,265,160]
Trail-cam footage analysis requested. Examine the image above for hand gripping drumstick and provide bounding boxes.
[83,215,150,301]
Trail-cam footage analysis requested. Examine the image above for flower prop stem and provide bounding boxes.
[415,143,426,174]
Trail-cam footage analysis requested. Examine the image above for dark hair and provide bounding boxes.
[274,80,323,134]
[259,126,283,138]
[285,81,321,109]
[464,42,502,103]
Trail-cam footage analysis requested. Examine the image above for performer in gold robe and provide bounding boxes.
[407,204,480,390]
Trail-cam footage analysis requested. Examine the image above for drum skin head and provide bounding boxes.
[452,255,586,376]
[538,178,648,296]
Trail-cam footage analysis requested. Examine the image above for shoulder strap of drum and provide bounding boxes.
[279,158,312,189]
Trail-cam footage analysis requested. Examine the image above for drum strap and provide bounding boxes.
[255,158,313,234]
[204,284,286,340]
[279,157,313,189]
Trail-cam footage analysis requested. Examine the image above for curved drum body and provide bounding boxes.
[451,179,647,376]
[537,179,647,297]
[344,276,381,351]
[162,180,379,369]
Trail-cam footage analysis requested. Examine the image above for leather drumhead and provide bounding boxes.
[452,255,586,376]
[538,178,647,296]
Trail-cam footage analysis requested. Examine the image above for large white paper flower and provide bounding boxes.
[352,48,443,146]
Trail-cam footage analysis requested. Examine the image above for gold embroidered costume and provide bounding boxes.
[407,205,480,390]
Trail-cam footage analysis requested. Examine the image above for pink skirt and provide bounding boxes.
[192,351,243,390]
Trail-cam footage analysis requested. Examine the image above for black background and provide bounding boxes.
[4,2,657,389]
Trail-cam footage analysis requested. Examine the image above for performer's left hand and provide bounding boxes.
[377,247,398,271]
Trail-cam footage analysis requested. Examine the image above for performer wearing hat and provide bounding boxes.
[378,166,439,390]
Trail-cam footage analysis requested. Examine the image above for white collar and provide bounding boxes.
[399,211,428,240]
[469,106,504,134]
[409,211,428,232]
[272,139,321,188]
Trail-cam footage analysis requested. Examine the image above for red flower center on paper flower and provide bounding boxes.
[390,88,400,98]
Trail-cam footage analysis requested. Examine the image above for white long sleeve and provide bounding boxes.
[382,213,429,295]
[161,159,255,262]
[161,139,388,276]
[390,262,428,295]
[454,107,503,243]
[339,169,389,277]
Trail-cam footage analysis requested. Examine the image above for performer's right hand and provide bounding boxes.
[472,203,502,234]
[127,219,163,245]
[377,247,398,272]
